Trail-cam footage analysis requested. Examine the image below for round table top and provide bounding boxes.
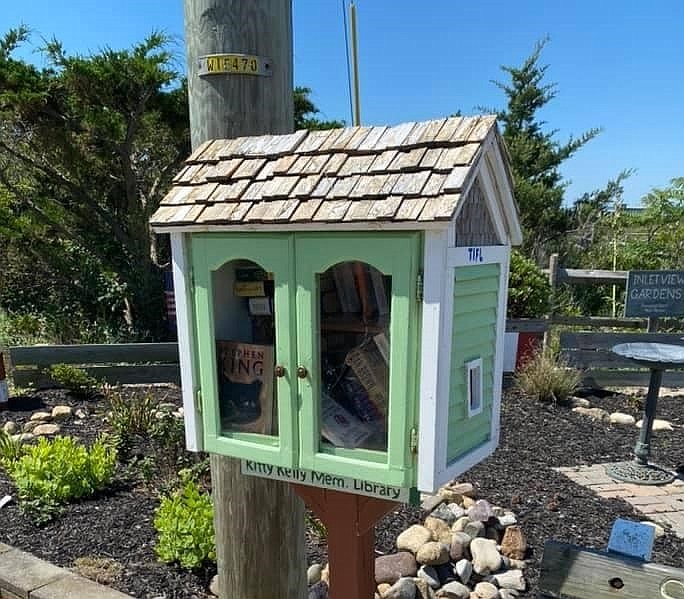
[611,342,684,369]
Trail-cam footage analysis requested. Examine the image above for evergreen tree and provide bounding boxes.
[493,38,600,262]
[294,86,344,130]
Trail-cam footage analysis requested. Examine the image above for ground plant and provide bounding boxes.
[0,428,22,468]
[8,435,117,522]
[514,346,582,404]
[154,476,216,569]
[49,363,99,398]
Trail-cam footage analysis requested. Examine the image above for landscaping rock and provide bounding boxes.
[492,569,526,591]
[434,563,457,586]
[307,563,323,585]
[447,482,477,498]
[570,397,591,408]
[23,420,39,432]
[431,503,459,525]
[375,552,418,584]
[462,496,476,509]
[452,516,471,532]
[321,563,329,584]
[496,512,517,527]
[437,580,471,598]
[209,574,219,596]
[425,516,453,544]
[470,538,503,574]
[474,581,499,598]
[378,583,392,596]
[2,421,17,434]
[383,577,416,599]
[572,407,609,422]
[422,494,447,512]
[417,565,441,589]
[397,525,433,553]
[500,526,527,560]
[454,558,472,585]
[51,405,72,421]
[449,532,471,561]
[414,577,437,599]
[33,423,61,436]
[30,411,52,422]
[309,580,329,599]
[467,499,496,522]
[12,432,34,443]
[609,412,636,425]
[636,418,673,431]
[464,520,485,539]
[75,408,88,419]
[416,542,450,566]
[499,591,520,599]
[447,503,467,519]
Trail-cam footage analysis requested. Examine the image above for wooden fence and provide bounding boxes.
[8,343,180,388]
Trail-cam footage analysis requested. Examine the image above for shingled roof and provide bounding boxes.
[151,114,512,230]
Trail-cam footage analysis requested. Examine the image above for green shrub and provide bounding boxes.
[49,363,99,397]
[9,435,117,522]
[0,429,23,470]
[106,386,157,437]
[514,346,582,404]
[154,478,215,569]
[507,250,552,318]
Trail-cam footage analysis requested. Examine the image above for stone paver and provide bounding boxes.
[32,574,133,599]
[0,545,134,599]
[555,464,684,538]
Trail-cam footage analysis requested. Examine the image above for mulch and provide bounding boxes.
[1,384,684,598]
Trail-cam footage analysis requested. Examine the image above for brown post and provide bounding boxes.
[544,253,559,349]
[293,485,397,599]
[182,2,305,597]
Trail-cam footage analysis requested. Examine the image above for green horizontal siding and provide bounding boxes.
[446,263,500,464]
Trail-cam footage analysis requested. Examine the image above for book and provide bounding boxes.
[216,341,274,434]
[345,341,389,418]
[369,268,389,317]
[320,392,374,449]
[332,262,361,313]
[234,281,266,297]
[248,297,272,316]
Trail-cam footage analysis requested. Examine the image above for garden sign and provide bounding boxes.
[625,270,684,318]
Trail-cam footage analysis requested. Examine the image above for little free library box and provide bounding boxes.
[151,115,521,501]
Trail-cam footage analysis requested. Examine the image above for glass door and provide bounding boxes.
[192,233,297,467]
[295,233,421,488]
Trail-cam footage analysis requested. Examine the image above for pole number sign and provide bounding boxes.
[625,270,684,317]
[198,53,272,77]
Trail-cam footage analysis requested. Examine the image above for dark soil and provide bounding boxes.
[2,385,684,598]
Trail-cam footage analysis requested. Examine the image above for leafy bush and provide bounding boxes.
[49,363,99,397]
[507,250,552,318]
[514,346,582,404]
[0,429,23,470]
[154,478,215,569]
[8,435,117,522]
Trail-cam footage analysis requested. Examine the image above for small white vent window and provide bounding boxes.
[466,358,483,418]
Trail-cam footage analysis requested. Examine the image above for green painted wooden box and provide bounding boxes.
[151,115,522,499]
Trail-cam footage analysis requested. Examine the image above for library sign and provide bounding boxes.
[625,270,684,317]
[241,460,410,502]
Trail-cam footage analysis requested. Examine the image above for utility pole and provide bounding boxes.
[183,2,305,598]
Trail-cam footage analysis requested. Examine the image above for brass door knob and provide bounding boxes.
[274,365,285,378]
[296,366,308,379]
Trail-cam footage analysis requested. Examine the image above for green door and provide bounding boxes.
[192,233,298,467]
[295,232,421,488]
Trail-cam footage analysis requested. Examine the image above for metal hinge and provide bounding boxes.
[416,271,424,303]
[195,389,202,414]
[410,427,418,455]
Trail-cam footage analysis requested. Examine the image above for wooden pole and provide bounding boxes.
[183,2,305,598]
[544,253,559,349]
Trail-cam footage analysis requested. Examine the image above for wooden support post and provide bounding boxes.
[292,485,397,599]
[183,2,305,598]
[543,253,559,349]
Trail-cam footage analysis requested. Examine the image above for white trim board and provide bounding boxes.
[170,232,203,451]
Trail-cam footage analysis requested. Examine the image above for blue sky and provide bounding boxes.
[3,1,683,206]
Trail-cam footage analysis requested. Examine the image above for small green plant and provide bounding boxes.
[105,386,157,437]
[0,429,23,470]
[8,435,117,522]
[154,477,215,569]
[514,346,582,404]
[49,363,99,398]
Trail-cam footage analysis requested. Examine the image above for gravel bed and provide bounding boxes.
[1,385,683,598]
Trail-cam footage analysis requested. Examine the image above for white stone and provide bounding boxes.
[497,513,517,527]
[417,565,440,589]
[636,419,673,431]
[570,397,591,408]
[51,405,73,421]
[492,569,526,591]
[416,542,449,566]
[33,423,61,436]
[437,580,471,599]
[447,503,466,519]
[572,406,609,422]
[209,574,219,596]
[75,408,88,419]
[307,563,323,585]
[397,525,433,553]
[470,538,503,575]
[474,581,500,599]
[30,411,52,422]
[2,421,17,434]
[609,412,636,425]
[454,558,472,585]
